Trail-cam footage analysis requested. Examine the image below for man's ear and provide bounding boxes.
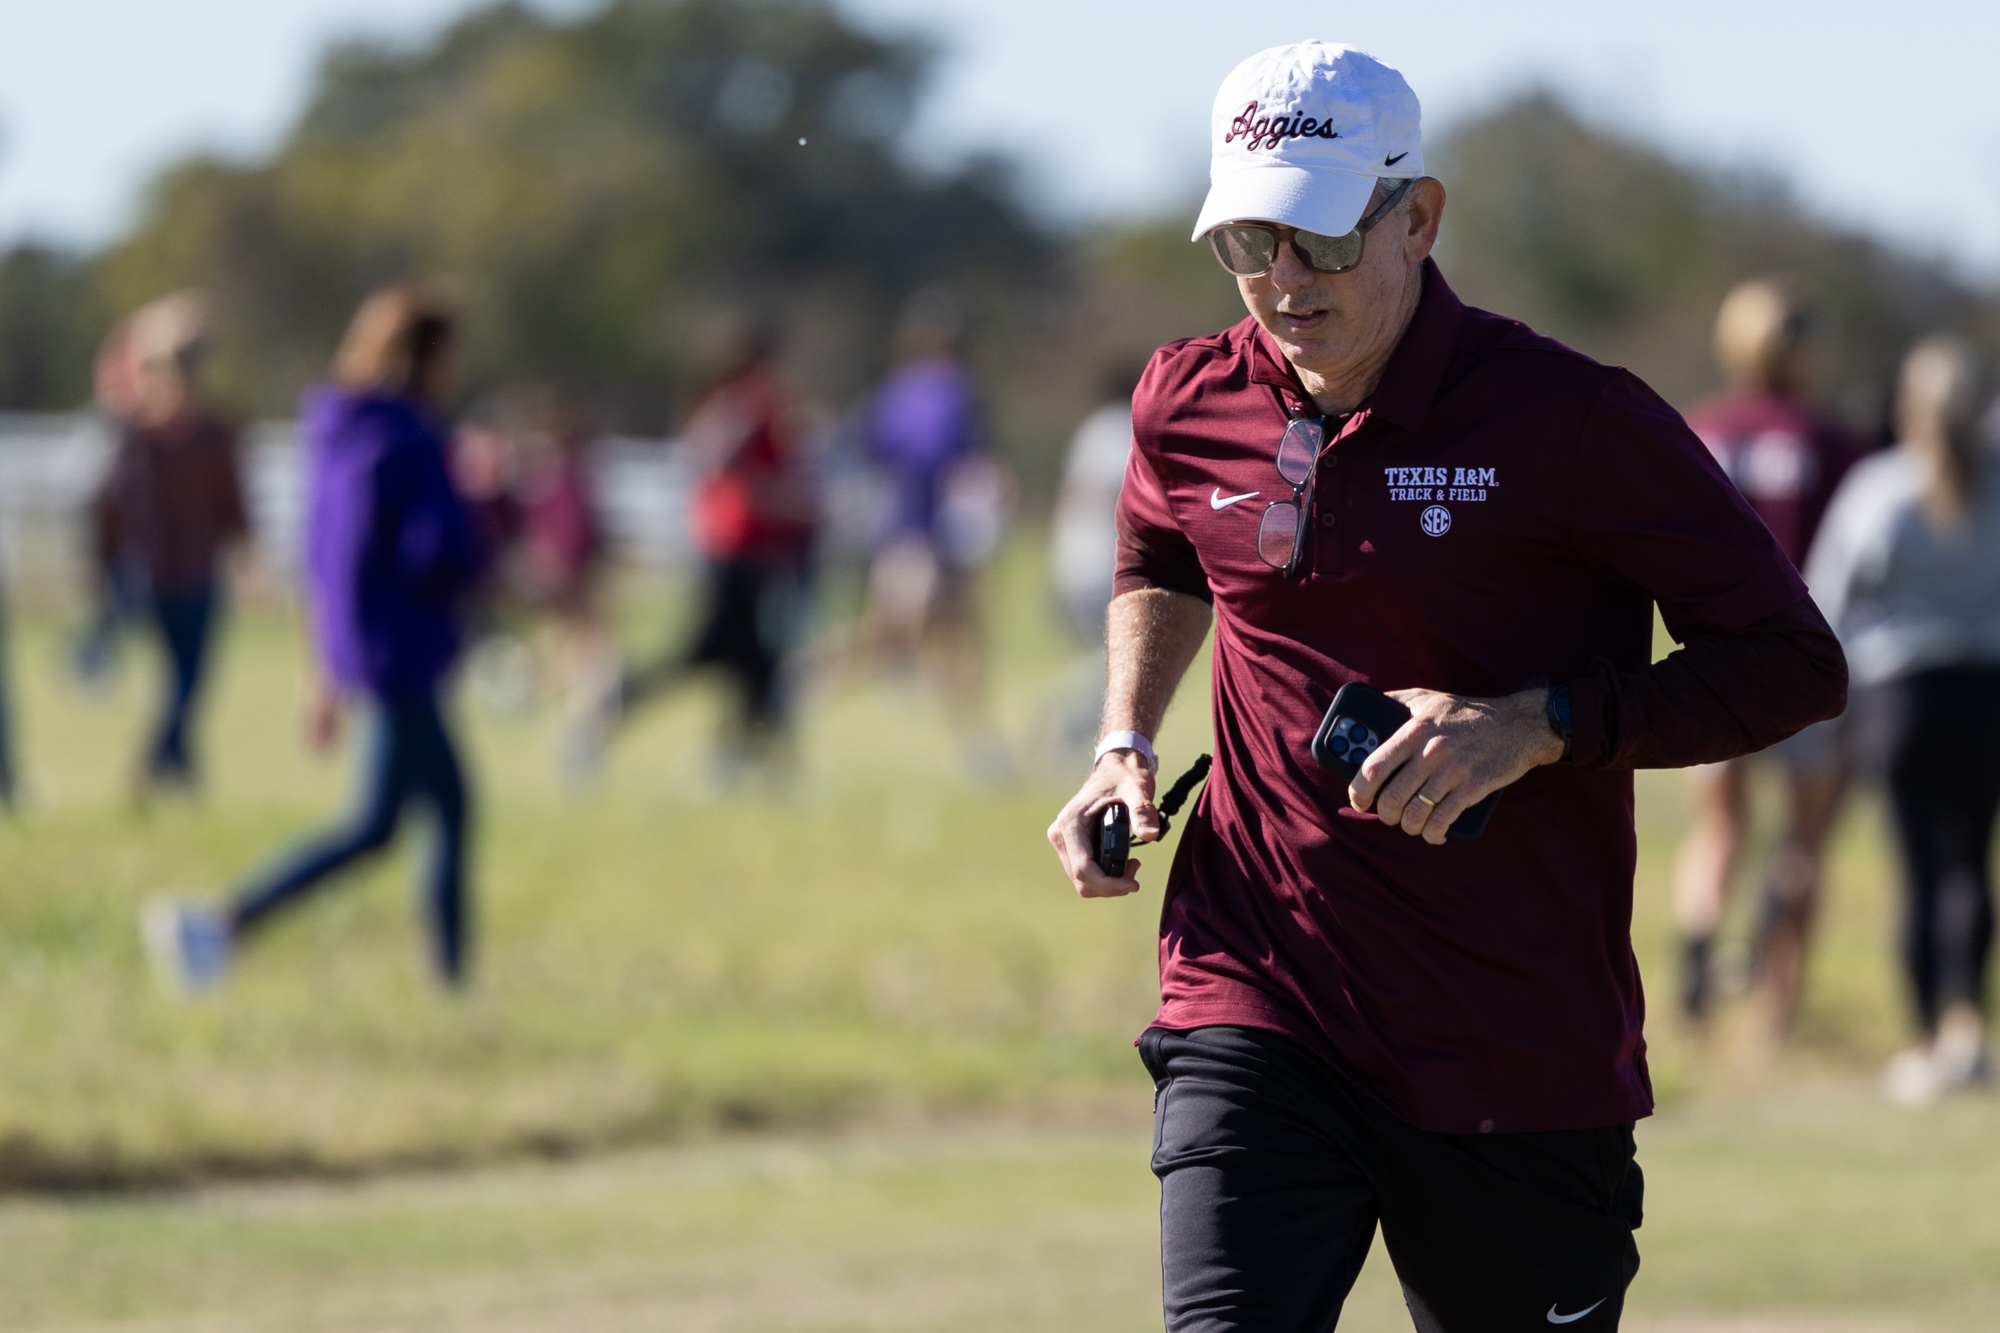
[1403,178,1446,264]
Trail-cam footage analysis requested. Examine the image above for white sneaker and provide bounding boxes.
[558,659,623,787]
[140,899,233,994]
[1883,1045,1941,1106]
[1931,1006,1989,1093]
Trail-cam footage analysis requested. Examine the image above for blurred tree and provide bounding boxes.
[0,243,100,409]
[94,0,1049,427]
[1432,92,1983,428]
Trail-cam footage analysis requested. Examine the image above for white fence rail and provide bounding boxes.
[0,412,698,596]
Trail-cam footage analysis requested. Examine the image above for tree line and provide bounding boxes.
[1,0,1992,492]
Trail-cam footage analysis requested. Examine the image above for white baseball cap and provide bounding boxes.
[1191,42,1423,243]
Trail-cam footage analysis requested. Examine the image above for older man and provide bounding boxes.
[1046,42,1846,1332]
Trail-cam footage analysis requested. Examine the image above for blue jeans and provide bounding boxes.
[230,694,470,982]
[149,586,217,780]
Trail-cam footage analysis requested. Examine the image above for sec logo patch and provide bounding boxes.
[1420,505,1452,537]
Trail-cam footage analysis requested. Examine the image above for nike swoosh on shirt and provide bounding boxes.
[1547,1298,1606,1324]
[1384,151,1409,166]
[1210,488,1260,510]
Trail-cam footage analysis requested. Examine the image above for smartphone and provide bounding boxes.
[1310,681,1500,843]
[1093,802,1132,877]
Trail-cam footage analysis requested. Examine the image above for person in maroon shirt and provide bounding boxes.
[1671,278,1864,1034]
[91,291,249,795]
[1045,43,1846,1331]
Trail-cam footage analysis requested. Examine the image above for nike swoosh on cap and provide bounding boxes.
[1546,1298,1606,1324]
[1210,488,1260,510]
[1384,151,1409,166]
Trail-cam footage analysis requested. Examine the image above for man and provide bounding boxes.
[1046,43,1845,1331]
[1671,278,1863,1031]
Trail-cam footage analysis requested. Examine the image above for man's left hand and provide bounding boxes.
[1349,687,1566,844]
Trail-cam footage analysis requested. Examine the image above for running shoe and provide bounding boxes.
[1931,1006,1989,1093]
[140,899,233,994]
[1883,1045,1940,1106]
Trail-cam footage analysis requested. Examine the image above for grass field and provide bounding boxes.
[0,539,1994,1328]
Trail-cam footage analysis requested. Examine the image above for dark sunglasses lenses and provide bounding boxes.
[1257,500,1303,570]
[1208,224,1364,276]
[1275,419,1322,484]
[1209,226,1278,276]
[1291,227,1365,273]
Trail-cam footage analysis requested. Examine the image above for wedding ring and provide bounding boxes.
[1414,793,1438,809]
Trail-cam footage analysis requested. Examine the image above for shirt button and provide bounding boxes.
[1320,512,1337,528]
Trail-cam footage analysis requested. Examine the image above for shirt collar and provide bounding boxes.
[1241,258,1464,437]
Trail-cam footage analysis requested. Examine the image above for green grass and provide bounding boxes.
[0,544,1189,1184]
[0,1104,1996,1331]
[0,537,1996,1326]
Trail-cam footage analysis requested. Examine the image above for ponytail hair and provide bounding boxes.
[1898,334,1993,525]
[1714,276,1813,392]
[332,283,455,400]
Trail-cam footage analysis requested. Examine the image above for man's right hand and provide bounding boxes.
[1048,752,1160,898]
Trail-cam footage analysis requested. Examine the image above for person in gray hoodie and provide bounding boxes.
[1807,335,2000,1103]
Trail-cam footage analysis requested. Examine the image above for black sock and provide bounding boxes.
[1682,934,1716,1019]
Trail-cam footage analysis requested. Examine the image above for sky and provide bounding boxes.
[2,0,1998,277]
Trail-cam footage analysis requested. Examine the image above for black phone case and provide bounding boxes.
[1094,802,1132,877]
[1310,681,1500,842]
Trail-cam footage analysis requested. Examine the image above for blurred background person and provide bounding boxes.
[595,312,815,782]
[1672,276,1863,1031]
[70,317,147,689]
[1807,335,2000,1104]
[88,290,248,796]
[860,287,1010,782]
[0,567,13,809]
[144,285,483,991]
[448,419,532,713]
[1046,360,1139,757]
[505,385,613,776]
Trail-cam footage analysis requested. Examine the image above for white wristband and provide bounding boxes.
[1093,730,1157,771]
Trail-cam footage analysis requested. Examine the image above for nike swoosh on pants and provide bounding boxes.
[1547,1298,1606,1324]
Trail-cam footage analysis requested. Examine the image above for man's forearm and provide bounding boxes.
[1567,597,1848,769]
[1101,588,1213,744]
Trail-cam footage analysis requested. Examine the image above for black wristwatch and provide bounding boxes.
[1546,683,1573,763]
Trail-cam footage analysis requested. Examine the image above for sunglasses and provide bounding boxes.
[1256,417,1326,578]
[1207,177,1417,278]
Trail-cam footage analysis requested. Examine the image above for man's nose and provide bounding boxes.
[1268,238,1317,294]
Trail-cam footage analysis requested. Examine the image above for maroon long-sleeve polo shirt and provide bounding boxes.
[1114,260,1846,1133]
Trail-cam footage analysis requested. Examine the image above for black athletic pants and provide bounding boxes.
[1883,665,2000,1033]
[624,557,795,733]
[1140,1026,1642,1332]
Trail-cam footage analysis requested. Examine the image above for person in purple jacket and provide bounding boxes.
[857,287,1011,778]
[144,285,484,991]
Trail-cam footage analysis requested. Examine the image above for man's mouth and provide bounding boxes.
[1276,306,1330,334]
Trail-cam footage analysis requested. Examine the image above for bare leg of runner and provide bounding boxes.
[1673,760,1748,1020]
[1751,767,1847,1037]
